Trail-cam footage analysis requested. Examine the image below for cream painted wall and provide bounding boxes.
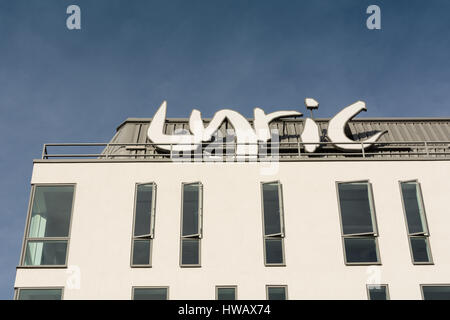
[14,160,450,299]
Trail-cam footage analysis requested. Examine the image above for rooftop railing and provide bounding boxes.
[39,141,450,161]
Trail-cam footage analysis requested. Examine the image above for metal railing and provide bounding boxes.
[39,141,450,161]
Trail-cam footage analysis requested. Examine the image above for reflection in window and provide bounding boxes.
[131,183,156,267]
[367,285,389,300]
[267,286,287,300]
[133,287,168,300]
[261,182,285,266]
[337,182,380,264]
[16,288,62,300]
[422,286,450,300]
[22,185,75,266]
[400,181,432,264]
[216,286,237,300]
[180,183,202,266]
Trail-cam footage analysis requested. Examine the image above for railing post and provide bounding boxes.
[104,143,110,159]
[361,142,365,158]
[424,141,429,157]
[41,144,47,160]
[170,144,173,160]
[297,142,301,158]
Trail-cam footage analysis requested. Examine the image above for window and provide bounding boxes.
[216,286,237,300]
[421,285,450,300]
[132,287,168,300]
[131,183,156,267]
[337,181,380,265]
[15,288,63,300]
[367,285,389,300]
[21,185,75,267]
[266,285,287,300]
[180,182,203,267]
[261,182,285,266]
[400,181,432,264]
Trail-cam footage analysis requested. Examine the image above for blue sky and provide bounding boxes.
[0,0,449,299]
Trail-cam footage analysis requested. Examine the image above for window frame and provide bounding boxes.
[366,284,390,300]
[179,182,203,268]
[130,182,157,268]
[215,285,238,300]
[336,180,381,266]
[261,181,286,267]
[18,183,76,269]
[420,284,450,300]
[266,285,288,300]
[399,180,433,265]
[131,286,169,300]
[14,287,65,300]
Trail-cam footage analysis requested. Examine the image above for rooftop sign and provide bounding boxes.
[147,100,387,157]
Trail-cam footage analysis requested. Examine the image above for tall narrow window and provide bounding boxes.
[132,287,168,300]
[367,285,389,300]
[180,182,202,267]
[337,181,380,265]
[15,288,63,300]
[261,182,285,266]
[421,285,450,300]
[400,181,432,264]
[131,183,156,267]
[21,185,75,267]
[266,285,287,300]
[216,286,237,300]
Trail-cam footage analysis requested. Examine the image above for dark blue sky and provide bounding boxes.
[0,0,449,299]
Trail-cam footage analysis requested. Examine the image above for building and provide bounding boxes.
[13,101,450,300]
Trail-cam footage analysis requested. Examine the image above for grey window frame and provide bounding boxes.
[130,182,157,268]
[420,284,450,300]
[14,287,65,300]
[18,183,76,269]
[261,181,286,267]
[215,285,238,300]
[399,180,433,265]
[179,182,203,267]
[366,284,390,300]
[336,180,381,266]
[266,285,288,300]
[131,286,169,300]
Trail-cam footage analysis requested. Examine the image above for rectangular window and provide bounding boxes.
[337,181,380,265]
[180,182,203,267]
[132,287,168,300]
[400,181,432,264]
[21,185,75,267]
[421,285,450,300]
[15,288,63,300]
[216,286,237,300]
[261,182,285,266]
[266,285,287,300]
[367,285,389,300]
[131,183,156,267]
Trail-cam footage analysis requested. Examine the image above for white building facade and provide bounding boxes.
[14,103,450,300]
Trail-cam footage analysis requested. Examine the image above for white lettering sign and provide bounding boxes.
[147,100,387,156]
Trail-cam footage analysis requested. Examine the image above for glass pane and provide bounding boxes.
[267,287,286,300]
[24,240,67,266]
[344,237,379,263]
[133,288,167,300]
[338,183,375,235]
[217,287,236,300]
[265,238,284,264]
[262,183,282,236]
[181,238,200,265]
[28,186,74,238]
[368,285,388,300]
[132,239,151,265]
[134,184,153,237]
[182,184,200,237]
[401,182,427,234]
[17,288,62,300]
[422,286,450,300]
[410,237,431,263]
